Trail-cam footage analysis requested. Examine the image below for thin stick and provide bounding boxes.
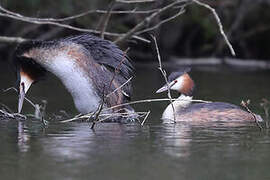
[241,100,262,130]
[100,2,115,39]
[0,11,149,43]
[0,5,159,22]
[141,111,150,126]
[104,98,211,111]
[106,77,133,98]
[136,7,186,35]
[151,35,176,123]
[0,36,27,43]
[114,0,187,43]
[116,0,155,3]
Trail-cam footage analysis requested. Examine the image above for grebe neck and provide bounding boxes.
[162,94,193,123]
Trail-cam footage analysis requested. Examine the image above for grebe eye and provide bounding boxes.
[174,80,178,83]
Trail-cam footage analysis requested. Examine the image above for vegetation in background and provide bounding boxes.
[0,0,269,61]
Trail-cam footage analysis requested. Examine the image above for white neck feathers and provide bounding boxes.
[46,53,101,114]
[162,94,193,123]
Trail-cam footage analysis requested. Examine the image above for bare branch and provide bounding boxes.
[0,5,159,22]
[136,7,186,35]
[100,1,115,39]
[116,0,155,3]
[0,8,150,43]
[192,0,236,56]
[0,36,28,44]
[114,0,187,43]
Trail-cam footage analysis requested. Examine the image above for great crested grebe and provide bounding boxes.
[156,68,263,123]
[13,34,134,115]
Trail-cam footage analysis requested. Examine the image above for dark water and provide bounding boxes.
[0,61,270,180]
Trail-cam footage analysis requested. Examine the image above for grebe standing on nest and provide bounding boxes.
[156,68,263,123]
[14,34,134,116]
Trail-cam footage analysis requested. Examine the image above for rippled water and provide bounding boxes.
[0,61,270,180]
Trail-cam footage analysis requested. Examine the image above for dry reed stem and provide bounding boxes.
[151,35,176,123]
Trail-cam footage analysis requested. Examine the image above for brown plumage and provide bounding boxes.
[156,69,263,123]
[13,34,134,117]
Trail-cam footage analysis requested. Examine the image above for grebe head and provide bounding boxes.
[14,40,48,113]
[156,68,195,96]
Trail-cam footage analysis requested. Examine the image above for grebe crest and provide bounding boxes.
[14,34,134,117]
[156,67,195,96]
[156,68,195,122]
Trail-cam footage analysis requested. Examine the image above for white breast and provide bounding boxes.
[46,54,101,114]
[162,95,193,123]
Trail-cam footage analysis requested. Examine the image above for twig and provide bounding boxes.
[61,111,147,123]
[104,97,211,111]
[114,0,187,43]
[141,111,150,126]
[2,87,46,121]
[192,0,236,56]
[106,77,133,98]
[241,100,262,130]
[3,87,36,108]
[0,5,159,22]
[151,35,176,123]
[0,109,27,120]
[90,86,106,129]
[0,36,28,44]
[0,102,13,113]
[136,7,186,35]
[0,9,149,43]
[116,0,155,3]
[100,1,115,39]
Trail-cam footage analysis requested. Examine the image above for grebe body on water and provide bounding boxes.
[14,34,134,115]
[156,68,263,123]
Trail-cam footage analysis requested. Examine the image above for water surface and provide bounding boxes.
[0,61,270,180]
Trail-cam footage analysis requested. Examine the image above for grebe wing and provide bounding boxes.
[63,34,133,98]
[62,34,133,80]
[177,102,254,122]
[182,102,241,113]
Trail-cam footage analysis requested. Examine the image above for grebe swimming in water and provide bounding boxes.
[13,34,134,116]
[156,68,263,123]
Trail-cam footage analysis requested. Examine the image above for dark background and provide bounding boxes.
[0,0,269,63]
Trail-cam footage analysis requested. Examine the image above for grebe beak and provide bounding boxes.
[156,81,176,93]
[18,73,33,113]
